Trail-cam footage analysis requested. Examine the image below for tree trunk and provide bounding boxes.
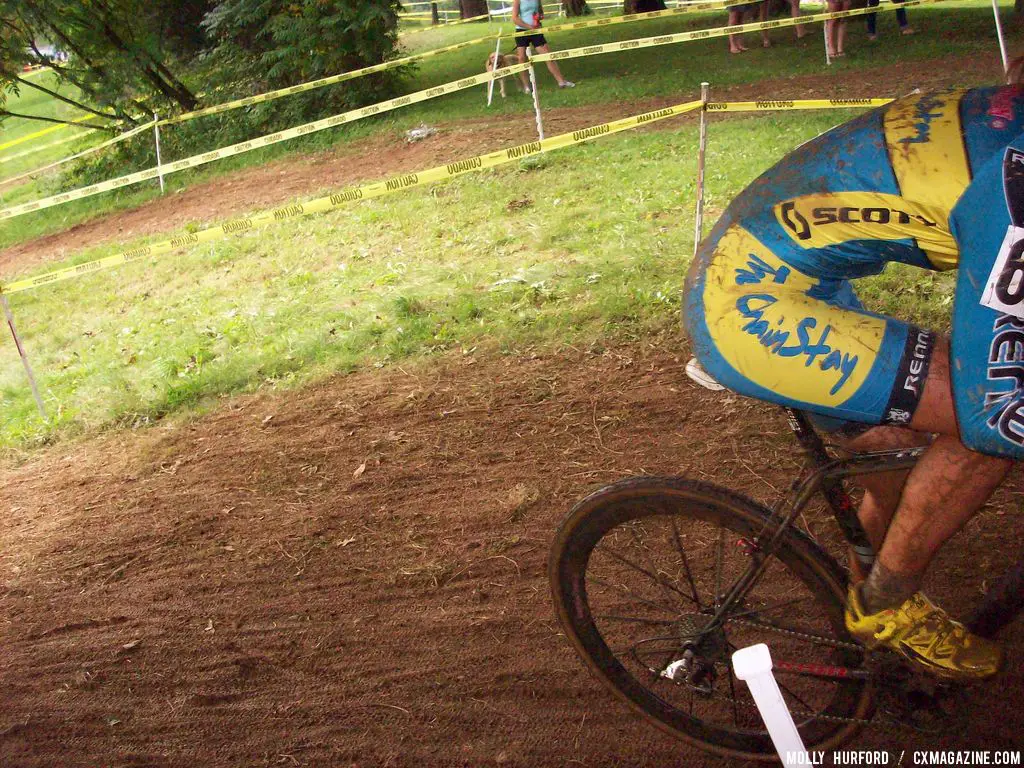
[431,2,440,23]
[563,0,592,16]
[459,0,489,16]
[627,0,666,11]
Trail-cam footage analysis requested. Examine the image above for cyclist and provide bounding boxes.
[684,83,1024,680]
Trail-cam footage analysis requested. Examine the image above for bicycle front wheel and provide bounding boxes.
[550,476,871,761]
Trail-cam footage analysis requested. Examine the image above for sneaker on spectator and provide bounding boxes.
[559,80,575,88]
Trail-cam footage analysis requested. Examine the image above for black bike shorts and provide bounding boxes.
[515,32,547,48]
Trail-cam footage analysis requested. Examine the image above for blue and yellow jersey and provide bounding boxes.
[707,86,1024,281]
[685,86,1024,435]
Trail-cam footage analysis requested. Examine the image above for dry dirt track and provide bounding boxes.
[2,339,1024,767]
[2,51,1024,766]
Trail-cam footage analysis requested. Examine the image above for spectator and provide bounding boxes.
[512,0,576,89]
[727,1,770,53]
[825,0,851,57]
[755,0,807,47]
[634,0,668,11]
[865,0,914,40]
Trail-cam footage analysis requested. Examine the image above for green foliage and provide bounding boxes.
[203,0,404,87]
[53,0,408,189]
[5,1,201,116]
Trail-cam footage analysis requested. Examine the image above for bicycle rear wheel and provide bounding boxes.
[550,476,871,761]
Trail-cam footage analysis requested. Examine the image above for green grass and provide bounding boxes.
[0,2,999,451]
[1,109,868,450]
[0,70,104,190]
[0,1,1015,251]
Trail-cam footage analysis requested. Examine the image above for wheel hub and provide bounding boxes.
[653,613,730,694]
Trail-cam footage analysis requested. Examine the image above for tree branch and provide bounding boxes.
[11,75,120,122]
[0,109,108,130]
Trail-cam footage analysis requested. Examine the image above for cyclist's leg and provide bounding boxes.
[830,424,930,553]
[842,340,1007,678]
[863,339,1013,609]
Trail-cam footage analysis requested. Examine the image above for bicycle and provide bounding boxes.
[548,367,1024,761]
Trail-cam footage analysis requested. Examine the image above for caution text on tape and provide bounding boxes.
[705,98,893,111]
[2,98,702,295]
[0,63,531,222]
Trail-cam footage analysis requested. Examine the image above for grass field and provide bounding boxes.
[0,1,1001,451]
[0,1,1014,250]
[0,70,102,194]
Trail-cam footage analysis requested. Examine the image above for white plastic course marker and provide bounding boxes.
[732,644,808,768]
[693,81,709,260]
[488,35,503,106]
[526,48,545,141]
[153,112,165,195]
[992,0,1009,79]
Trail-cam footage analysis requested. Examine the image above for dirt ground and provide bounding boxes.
[2,339,1024,767]
[3,52,1024,766]
[0,51,1008,279]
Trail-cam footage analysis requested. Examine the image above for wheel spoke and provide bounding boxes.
[776,678,823,719]
[671,518,704,609]
[587,574,680,616]
[629,523,693,612]
[724,595,813,622]
[714,527,725,607]
[596,543,699,608]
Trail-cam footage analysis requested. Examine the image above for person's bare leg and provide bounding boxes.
[515,46,531,91]
[857,342,1013,613]
[728,9,746,52]
[836,17,847,55]
[791,0,806,37]
[836,426,930,551]
[533,44,569,85]
[759,2,771,47]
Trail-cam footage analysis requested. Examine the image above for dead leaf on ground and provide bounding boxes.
[506,198,533,212]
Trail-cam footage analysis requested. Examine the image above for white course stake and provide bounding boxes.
[823,20,832,66]
[732,644,808,768]
[992,0,1010,79]
[1,295,47,420]
[488,35,503,106]
[693,81,709,260]
[526,48,545,141]
[153,112,165,195]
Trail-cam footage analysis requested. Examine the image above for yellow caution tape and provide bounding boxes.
[2,98,702,296]
[0,120,156,187]
[162,33,502,126]
[0,114,95,153]
[706,98,893,111]
[516,0,745,37]
[0,63,531,222]
[533,0,941,61]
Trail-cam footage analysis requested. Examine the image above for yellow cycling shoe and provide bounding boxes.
[845,586,1002,680]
